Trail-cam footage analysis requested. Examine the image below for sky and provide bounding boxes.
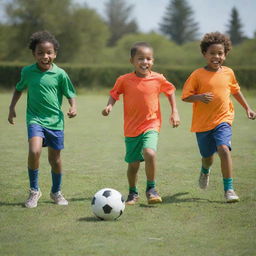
[0,0,255,38]
[74,0,256,38]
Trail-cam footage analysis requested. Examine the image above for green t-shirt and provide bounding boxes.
[16,63,76,130]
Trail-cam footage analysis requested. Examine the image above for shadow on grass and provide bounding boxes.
[0,201,24,207]
[139,204,157,208]
[69,197,92,202]
[0,196,92,207]
[162,192,224,204]
[78,217,102,222]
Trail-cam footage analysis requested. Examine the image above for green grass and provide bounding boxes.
[0,91,255,256]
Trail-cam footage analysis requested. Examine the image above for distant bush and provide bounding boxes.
[0,63,255,90]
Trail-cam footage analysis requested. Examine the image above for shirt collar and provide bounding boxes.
[32,63,58,74]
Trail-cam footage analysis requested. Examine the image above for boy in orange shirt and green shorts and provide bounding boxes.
[102,42,180,205]
[182,32,256,203]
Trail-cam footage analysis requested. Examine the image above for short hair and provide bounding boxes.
[28,31,60,52]
[200,32,232,55]
[130,42,153,58]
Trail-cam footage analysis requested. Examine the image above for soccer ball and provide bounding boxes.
[91,188,125,220]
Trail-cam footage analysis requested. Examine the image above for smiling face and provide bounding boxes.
[203,44,226,72]
[130,46,154,77]
[33,41,57,71]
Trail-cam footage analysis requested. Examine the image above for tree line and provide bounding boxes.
[0,0,255,66]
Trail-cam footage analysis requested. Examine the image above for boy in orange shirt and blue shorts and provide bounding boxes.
[182,32,256,202]
[102,42,180,205]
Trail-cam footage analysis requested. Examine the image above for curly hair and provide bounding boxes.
[200,32,232,55]
[130,42,153,58]
[28,31,60,52]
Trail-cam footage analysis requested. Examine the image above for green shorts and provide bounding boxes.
[125,130,159,163]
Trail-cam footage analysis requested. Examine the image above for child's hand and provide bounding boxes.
[170,111,180,128]
[8,108,16,124]
[67,106,77,118]
[199,92,214,103]
[102,105,112,116]
[246,109,256,120]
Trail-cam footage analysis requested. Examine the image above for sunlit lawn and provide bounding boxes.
[0,91,255,256]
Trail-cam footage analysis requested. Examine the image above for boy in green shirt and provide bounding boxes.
[8,31,77,208]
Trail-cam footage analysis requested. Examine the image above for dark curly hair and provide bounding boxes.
[200,32,232,55]
[130,42,153,58]
[28,31,60,52]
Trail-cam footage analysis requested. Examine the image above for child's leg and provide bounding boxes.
[28,136,43,190]
[217,144,239,202]
[126,161,140,205]
[48,147,62,193]
[217,145,232,178]
[127,161,140,192]
[143,148,156,187]
[201,155,214,172]
[28,136,43,170]
[217,144,234,191]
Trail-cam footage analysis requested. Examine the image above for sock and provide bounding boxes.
[146,180,156,191]
[129,187,138,194]
[28,168,39,191]
[201,166,210,175]
[223,178,234,191]
[51,171,62,194]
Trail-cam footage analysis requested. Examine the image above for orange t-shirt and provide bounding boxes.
[181,66,240,132]
[110,71,176,137]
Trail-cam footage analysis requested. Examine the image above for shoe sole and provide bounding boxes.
[50,194,69,205]
[25,192,42,208]
[148,197,162,204]
[226,198,240,203]
[125,201,137,205]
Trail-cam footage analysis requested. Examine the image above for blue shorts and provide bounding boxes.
[196,122,232,158]
[27,123,64,150]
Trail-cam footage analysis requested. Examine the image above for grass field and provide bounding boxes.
[0,91,255,256]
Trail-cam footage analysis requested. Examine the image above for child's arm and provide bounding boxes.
[233,91,256,120]
[8,89,22,124]
[67,97,77,118]
[102,96,116,116]
[182,92,214,103]
[167,93,180,128]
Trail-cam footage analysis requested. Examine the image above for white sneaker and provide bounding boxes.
[224,190,240,203]
[50,191,68,205]
[198,172,210,189]
[25,189,42,208]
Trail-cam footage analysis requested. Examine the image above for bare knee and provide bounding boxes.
[29,149,41,160]
[217,145,230,158]
[143,148,156,161]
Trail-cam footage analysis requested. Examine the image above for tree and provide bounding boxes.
[3,0,109,63]
[105,0,138,46]
[226,7,244,45]
[159,0,199,45]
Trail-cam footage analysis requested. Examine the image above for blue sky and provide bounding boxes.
[74,0,256,38]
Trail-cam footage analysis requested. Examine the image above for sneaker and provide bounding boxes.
[126,193,139,205]
[199,172,210,189]
[50,191,68,205]
[146,188,162,204]
[224,190,240,203]
[25,189,42,208]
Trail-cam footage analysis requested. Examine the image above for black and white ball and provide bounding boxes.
[91,188,125,220]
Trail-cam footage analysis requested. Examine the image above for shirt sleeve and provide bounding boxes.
[109,76,124,100]
[181,72,198,100]
[61,71,76,99]
[160,74,176,96]
[16,68,27,92]
[229,69,240,94]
